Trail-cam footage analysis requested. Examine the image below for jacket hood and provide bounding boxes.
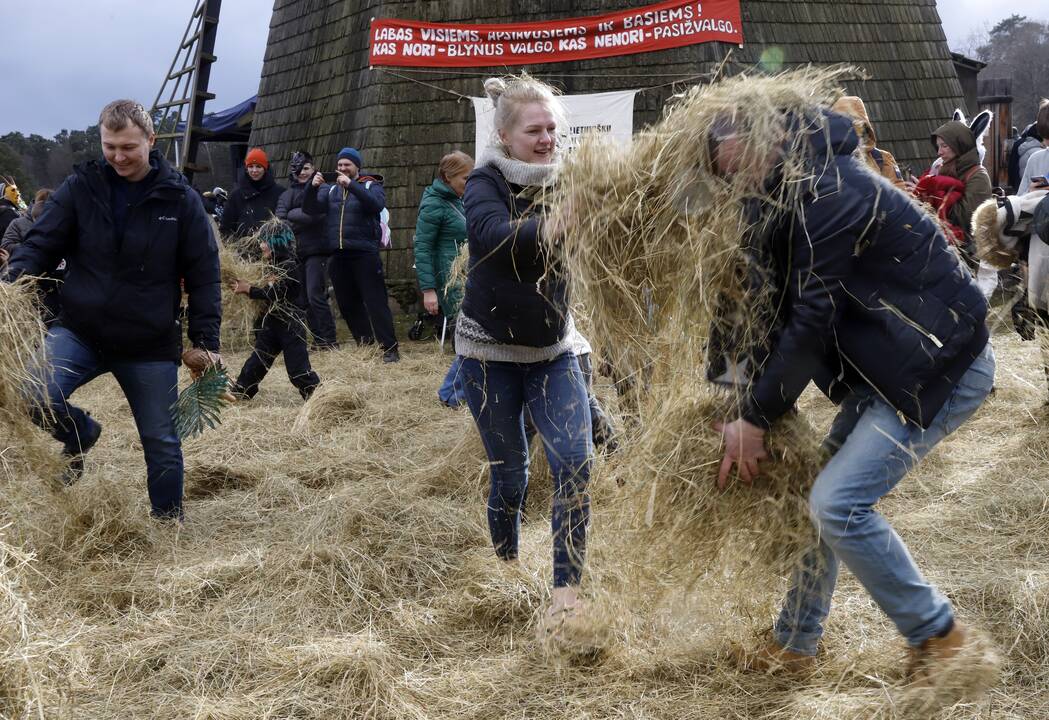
[804,110,860,161]
[831,96,877,145]
[240,168,277,193]
[933,121,976,157]
[934,121,979,178]
[427,177,459,201]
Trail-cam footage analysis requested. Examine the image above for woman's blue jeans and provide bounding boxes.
[775,342,996,654]
[460,353,593,587]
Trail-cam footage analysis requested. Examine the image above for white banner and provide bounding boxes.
[471,89,638,158]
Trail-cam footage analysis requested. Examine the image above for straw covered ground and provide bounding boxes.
[0,325,1046,719]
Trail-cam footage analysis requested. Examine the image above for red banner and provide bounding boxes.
[370,1,743,68]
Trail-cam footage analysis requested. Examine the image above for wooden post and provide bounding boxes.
[978,77,1013,189]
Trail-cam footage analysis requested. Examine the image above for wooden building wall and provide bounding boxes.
[251,0,965,288]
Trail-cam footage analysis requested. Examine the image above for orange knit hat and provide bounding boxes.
[244,147,269,170]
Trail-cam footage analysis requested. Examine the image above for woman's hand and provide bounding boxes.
[544,199,573,243]
[312,172,325,188]
[230,279,251,295]
[422,289,439,315]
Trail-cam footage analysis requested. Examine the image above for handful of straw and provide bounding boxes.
[216,216,306,351]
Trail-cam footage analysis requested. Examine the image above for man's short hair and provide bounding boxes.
[99,99,155,137]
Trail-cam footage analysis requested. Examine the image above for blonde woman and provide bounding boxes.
[456,76,591,633]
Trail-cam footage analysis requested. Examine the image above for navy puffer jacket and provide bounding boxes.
[5,152,221,361]
[302,174,385,253]
[743,111,989,430]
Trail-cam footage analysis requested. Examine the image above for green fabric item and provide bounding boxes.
[413,178,467,316]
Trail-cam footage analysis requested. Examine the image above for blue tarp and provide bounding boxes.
[176,95,256,141]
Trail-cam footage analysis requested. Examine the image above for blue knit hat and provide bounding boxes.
[337,147,362,169]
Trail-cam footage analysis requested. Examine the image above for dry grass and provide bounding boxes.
[0,68,1043,719]
[0,327,1044,719]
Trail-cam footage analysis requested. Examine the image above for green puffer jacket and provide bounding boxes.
[413,178,467,316]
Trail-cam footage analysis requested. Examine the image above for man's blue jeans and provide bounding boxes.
[460,353,592,587]
[29,326,184,517]
[775,342,996,654]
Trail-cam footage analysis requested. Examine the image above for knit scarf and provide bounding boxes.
[483,146,559,190]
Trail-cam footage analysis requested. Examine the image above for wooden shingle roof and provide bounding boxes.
[251,0,964,281]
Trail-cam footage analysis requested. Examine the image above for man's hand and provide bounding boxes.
[312,172,325,188]
[422,289,439,315]
[181,348,224,379]
[336,172,352,188]
[230,279,251,295]
[0,247,8,265]
[714,417,768,489]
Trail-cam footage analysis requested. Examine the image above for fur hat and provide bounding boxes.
[974,190,1049,269]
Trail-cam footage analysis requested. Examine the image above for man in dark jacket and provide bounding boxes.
[276,150,338,349]
[4,99,222,519]
[712,111,993,680]
[303,146,399,362]
[219,147,285,243]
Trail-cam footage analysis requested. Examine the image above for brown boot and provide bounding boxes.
[733,638,816,675]
[906,621,967,686]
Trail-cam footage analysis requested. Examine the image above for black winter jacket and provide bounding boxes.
[0,201,19,238]
[460,165,568,347]
[219,170,285,239]
[742,111,989,431]
[5,151,221,361]
[302,174,385,253]
[248,245,303,324]
[276,179,330,257]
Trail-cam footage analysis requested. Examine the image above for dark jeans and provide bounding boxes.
[233,313,320,400]
[28,326,183,517]
[328,249,398,351]
[460,353,592,587]
[298,254,337,347]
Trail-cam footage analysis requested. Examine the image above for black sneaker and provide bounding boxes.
[60,415,103,486]
[382,348,401,364]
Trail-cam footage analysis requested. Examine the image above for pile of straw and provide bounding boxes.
[0,328,1036,718]
[551,67,853,575]
[0,279,55,472]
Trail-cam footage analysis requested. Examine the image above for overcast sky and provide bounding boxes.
[0,1,1045,138]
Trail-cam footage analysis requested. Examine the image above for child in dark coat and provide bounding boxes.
[230,233,320,401]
